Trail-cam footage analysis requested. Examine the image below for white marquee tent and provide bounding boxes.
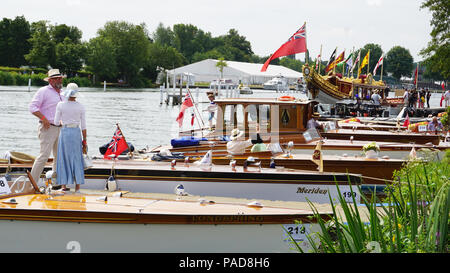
[166,59,303,85]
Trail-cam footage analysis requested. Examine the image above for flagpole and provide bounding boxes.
[367,50,370,75]
[342,48,346,76]
[357,50,361,79]
[348,47,354,78]
[186,88,206,134]
[318,44,322,75]
[415,62,419,89]
[333,47,337,74]
[380,53,384,82]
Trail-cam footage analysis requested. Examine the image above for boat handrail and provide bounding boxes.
[9,175,28,194]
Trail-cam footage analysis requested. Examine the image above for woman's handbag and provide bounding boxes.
[83,146,93,170]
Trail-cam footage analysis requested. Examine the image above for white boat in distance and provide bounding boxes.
[263,76,289,91]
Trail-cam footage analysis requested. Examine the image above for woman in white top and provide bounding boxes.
[54,83,87,192]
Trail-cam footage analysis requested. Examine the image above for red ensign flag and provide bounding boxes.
[104,126,129,159]
[176,93,194,127]
[261,23,307,72]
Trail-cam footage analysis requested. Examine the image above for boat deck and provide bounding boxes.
[0,190,329,224]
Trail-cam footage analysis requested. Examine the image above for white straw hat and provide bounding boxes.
[63,83,79,98]
[43,69,65,82]
[230,128,244,140]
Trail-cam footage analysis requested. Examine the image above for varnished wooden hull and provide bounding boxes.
[0,193,328,253]
[0,161,364,204]
[321,129,440,145]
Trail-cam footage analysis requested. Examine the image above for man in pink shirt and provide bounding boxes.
[29,69,65,185]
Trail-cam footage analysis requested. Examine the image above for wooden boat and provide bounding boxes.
[320,128,440,145]
[8,151,36,164]
[0,160,364,204]
[175,151,405,185]
[301,63,388,104]
[157,134,446,161]
[0,171,331,253]
[178,97,441,149]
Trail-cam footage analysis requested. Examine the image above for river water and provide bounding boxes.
[0,85,294,157]
[0,85,444,157]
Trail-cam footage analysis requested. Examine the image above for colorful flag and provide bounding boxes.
[315,53,321,70]
[325,48,337,71]
[311,140,324,172]
[344,52,353,68]
[373,54,384,75]
[176,93,194,127]
[261,23,307,72]
[350,50,361,75]
[104,126,129,159]
[441,82,445,90]
[358,50,370,76]
[403,114,410,128]
[325,51,345,73]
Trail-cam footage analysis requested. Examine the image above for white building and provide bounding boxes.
[166,59,303,85]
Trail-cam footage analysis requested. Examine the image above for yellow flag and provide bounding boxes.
[358,50,370,76]
[312,140,324,172]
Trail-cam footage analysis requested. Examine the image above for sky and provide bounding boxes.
[3,0,433,62]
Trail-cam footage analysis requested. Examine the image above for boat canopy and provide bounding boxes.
[212,98,319,140]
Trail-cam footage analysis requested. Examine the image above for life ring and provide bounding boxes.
[278,96,295,101]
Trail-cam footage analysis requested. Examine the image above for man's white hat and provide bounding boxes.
[230,128,244,140]
[43,69,65,82]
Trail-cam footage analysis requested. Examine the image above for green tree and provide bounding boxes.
[216,57,227,78]
[25,20,55,68]
[50,24,82,44]
[152,22,175,47]
[143,42,185,82]
[216,29,254,62]
[55,37,86,76]
[279,57,303,72]
[85,36,118,82]
[191,49,224,63]
[385,46,414,80]
[96,21,151,84]
[172,24,215,63]
[0,16,31,67]
[420,0,450,80]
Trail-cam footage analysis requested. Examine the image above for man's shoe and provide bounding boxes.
[52,185,62,190]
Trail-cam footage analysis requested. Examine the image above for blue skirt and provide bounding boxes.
[56,127,85,185]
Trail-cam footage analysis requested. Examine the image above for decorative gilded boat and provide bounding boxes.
[301,64,388,104]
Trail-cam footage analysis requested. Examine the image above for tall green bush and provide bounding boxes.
[292,150,449,253]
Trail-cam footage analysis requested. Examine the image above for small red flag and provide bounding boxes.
[104,126,128,159]
[261,23,307,72]
[176,93,194,127]
[441,82,445,90]
[191,113,195,126]
[403,114,410,128]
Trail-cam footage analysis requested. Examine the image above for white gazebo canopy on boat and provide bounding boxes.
[166,59,303,85]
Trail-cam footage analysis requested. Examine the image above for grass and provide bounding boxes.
[289,149,449,253]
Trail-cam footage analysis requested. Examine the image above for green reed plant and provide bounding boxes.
[290,150,449,253]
